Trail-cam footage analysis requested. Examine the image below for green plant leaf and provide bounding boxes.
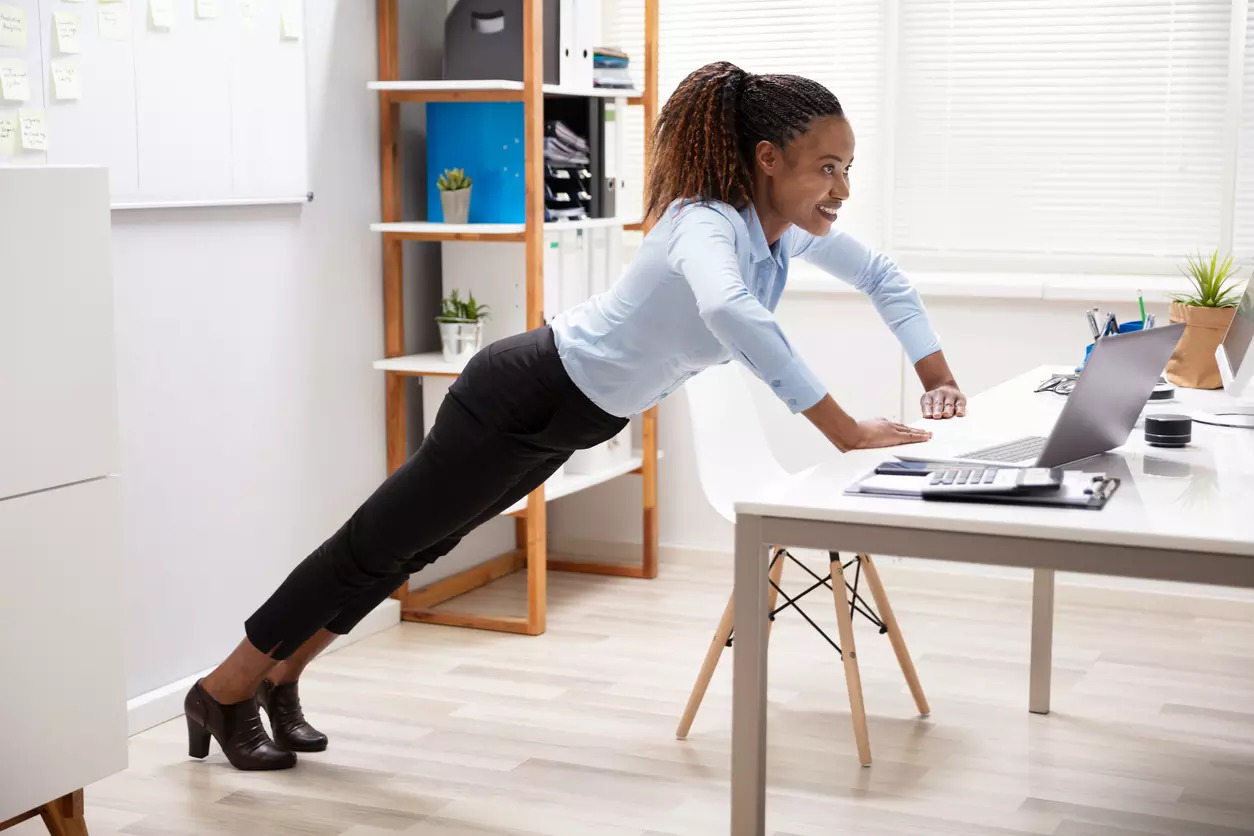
[1176,248,1246,308]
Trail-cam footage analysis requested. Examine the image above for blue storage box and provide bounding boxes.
[427,102,525,224]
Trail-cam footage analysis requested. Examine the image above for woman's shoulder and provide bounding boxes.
[659,198,751,238]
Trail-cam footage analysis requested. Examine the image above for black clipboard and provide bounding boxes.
[845,469,1121,511]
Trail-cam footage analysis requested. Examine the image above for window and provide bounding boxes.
[607,0,1252,273]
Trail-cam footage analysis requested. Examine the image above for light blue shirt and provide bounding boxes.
[551,200,942,418]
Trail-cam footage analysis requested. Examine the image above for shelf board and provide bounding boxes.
[501,451,656,516]
[369,80,643,103]
[370,217,643,241]
[374,352,466,377]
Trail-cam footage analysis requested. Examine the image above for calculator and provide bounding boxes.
[921,466,1063,496]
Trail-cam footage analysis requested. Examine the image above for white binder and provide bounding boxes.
[559,0,578,87]
[571,0,600,89]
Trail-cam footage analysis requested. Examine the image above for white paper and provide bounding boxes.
[51,59,81,100]
[150,0,173,30]
[54,12,81,54]
[98,6,129,40]
[0,4,26,49]
[18,108,47,151]
[195,0,219,19]
[0,111,18,155]
[280,0,301,40]
[239,0,259,17]
[98,0,124,3]
[0,59,30,102]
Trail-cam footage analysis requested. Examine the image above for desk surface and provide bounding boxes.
[735,367,1254,558]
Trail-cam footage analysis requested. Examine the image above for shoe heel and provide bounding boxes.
[187,715,211,759]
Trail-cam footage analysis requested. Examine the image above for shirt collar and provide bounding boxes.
[742,204,784,269]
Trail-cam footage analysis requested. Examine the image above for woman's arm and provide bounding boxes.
[670,207,933,449]
[790,228,967,419]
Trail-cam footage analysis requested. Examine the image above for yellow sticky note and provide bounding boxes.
[195,0,219,18]
[0,111,18,155]
[51,59,80,100]
[99,6,128,40]
[280,0,301,40]
[0,59,29,102]
[18,108,46,151]
[0,4,27,49]
[150,0,173,30]
[54,12,82,54]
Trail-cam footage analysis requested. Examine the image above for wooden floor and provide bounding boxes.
[17,551,1254,836]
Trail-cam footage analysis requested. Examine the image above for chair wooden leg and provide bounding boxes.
[676,549,784,739]
[831,555,871,766]
[858,553,930,716]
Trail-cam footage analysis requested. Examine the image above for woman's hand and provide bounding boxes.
[853,418,933,449]
[921,384,967,419]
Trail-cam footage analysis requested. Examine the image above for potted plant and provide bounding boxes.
[436,288,489,364]
[437,167,472,225]
[1165,249,1247,389]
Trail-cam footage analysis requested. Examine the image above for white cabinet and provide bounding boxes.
[0,478,128,822]
[0,166,125,825]
[0,167,119,501]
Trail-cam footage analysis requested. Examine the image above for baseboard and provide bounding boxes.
[551,537,1254,620]
[125,597,400,737]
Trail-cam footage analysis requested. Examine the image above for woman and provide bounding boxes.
[184,61,967,770]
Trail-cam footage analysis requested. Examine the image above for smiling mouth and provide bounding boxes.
[817,204,840,220]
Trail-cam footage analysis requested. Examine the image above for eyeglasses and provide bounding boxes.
[1035,374,1077,395]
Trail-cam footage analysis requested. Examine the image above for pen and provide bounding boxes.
[1104,311,1117,336]
[1086,308,1101,340]
[1138,289,1146,324]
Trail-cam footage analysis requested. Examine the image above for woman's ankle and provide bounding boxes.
[200,672,255,705]
[266,663,301,686]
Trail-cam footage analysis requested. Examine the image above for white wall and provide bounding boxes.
[114,1,384,699]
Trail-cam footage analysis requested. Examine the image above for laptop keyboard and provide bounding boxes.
[959,436,1047,463]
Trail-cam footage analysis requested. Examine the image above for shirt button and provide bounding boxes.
[788,398,797,406]
[771,380,781,388]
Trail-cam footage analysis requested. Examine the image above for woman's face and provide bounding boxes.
[755,115,855,238]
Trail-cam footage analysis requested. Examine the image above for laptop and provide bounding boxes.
[896,322,1186,468]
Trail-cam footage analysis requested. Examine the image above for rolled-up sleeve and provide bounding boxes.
[791,228,942,364]
[668,206,827,413]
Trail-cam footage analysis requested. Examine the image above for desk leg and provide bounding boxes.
[1030,568,1054,715]
[731,514,769,836]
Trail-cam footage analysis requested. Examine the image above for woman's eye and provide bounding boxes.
[823,164,835,175]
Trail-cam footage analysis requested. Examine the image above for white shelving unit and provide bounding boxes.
[369,217,643,238]
[368,79,642,99]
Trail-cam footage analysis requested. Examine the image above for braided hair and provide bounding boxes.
[645,61,844,223]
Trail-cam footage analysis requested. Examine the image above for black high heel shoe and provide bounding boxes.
[184,680,296,771]
[257,679,329,753]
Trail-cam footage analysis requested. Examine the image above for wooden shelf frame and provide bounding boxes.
[375,0,661,635]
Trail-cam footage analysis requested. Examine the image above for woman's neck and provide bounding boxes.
[751,193,789,246]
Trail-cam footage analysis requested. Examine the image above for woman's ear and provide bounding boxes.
[754,140,780,176]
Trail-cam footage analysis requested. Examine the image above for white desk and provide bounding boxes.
[728,367,1254,836]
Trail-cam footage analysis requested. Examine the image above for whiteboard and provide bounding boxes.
[0,0,309,207]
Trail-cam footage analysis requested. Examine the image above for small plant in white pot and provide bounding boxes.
[437,168,472,225]
[436,289,489,364]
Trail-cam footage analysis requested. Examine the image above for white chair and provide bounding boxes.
[678,361,929,766]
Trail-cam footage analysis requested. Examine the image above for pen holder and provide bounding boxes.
[1078,320,1144,370]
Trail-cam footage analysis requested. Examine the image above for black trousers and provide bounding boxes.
[244,326,628,659]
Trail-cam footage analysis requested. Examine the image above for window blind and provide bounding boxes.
[605,0,886,247]
[893,0,1233,265]
[1233,3,1254,261]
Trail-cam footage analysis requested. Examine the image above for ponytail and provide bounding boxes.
[645,61,844,223]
